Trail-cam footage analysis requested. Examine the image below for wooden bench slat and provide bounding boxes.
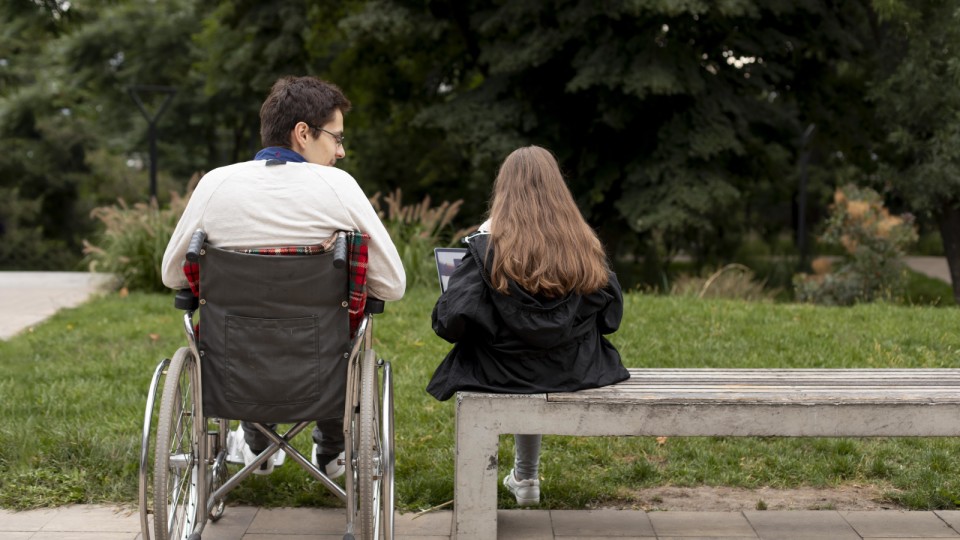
[548,369,960,403]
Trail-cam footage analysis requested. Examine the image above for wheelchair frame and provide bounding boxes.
[138,233,395,540]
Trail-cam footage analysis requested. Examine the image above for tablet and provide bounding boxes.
[434,248,468,293]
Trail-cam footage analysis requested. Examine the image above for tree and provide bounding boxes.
[0,0,87,268]
[0,0,893,278]
[869,0,960,302]
[330,0,878,268]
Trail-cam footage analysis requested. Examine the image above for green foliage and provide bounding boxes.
[0,469,87,509]
[332,0,879,266]
[794,185,918,305]
[867,0,960,301]
[0,0,208,269]
[369,189,468,290]
[870,0,960,213]
[903,269,956,307]
[0,187,77,270]
[82,183,192,292]
[4,0,958,299]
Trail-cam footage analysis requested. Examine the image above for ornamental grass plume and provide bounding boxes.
[82,173,199,292]
[671,263,778,301]
[794,184,917,305]
[810,257,833,276]
[369,188,469,289]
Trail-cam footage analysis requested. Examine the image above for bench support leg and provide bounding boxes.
[452,399,501,540]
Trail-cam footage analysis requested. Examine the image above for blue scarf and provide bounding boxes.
[253,146,307,163]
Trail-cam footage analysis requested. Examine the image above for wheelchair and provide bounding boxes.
[138,230,395,540]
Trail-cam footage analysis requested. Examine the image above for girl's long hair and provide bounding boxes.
[487,146,609,297]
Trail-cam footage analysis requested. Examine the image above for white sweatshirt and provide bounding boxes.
[161,160,406,301]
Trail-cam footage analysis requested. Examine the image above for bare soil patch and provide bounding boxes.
[607,485,904,512]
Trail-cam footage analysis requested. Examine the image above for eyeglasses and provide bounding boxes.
[307,124,345,148]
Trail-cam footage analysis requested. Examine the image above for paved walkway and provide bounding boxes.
[904,256,952,284]
[5,504,960,539]
[0,271,114,340]
[1,266,958,538]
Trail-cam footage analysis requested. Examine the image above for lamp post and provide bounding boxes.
[128,85,177,202]
[796,123,815,269]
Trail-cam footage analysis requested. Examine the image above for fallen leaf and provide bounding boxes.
[148,333,160,342]
[656,436,668,446]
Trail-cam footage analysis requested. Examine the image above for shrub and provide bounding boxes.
[370,188,470,289]
[794,184,918,305]
[83,181,471,293]
[671,263,778,301]
[82,175,196,292]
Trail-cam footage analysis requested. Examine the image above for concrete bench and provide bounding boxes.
[452,368,960,539]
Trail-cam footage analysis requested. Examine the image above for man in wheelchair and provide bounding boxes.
[162,76,404,477]
[149,76,405,540]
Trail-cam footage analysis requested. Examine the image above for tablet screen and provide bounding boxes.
[435,248,468,293]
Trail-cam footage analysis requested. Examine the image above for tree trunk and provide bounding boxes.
[938,202,960,304]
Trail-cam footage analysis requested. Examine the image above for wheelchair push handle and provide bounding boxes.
[186,230,207,262]
[333,231,347,269]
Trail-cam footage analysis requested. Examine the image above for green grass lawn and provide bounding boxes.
[1,287,960,511]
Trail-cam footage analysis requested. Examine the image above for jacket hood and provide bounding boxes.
[466,233,610,349]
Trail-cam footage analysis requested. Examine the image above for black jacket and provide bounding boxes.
[426,233,629,401]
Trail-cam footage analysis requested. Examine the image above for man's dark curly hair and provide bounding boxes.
[259,76,352,148]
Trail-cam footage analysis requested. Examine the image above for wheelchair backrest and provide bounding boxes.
[197,243,350,423]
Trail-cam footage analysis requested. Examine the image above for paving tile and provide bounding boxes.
[743,510,860,540]
[649,511,758,537]
[247,507,346,535]
[32,534,137,540]
[0,508,59,531]
[0,533,34,540]
[841,511,960,538]
[656,537,757,540]
[244,532,343,540]
[40,505,139,533]
[551,509,655,537]
[498,510,553,539]
[936,511,960,533]
[394,510,451,537]
[558,537,655,540]
[198,506,260,539]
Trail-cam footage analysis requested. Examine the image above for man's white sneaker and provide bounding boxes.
[503,468,540,506]
[311,444,345,479]
[241,442,276,476]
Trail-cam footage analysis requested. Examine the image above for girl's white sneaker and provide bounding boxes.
[503,468,540,506]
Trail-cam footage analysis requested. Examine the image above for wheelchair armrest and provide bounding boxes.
[174,288,199,311]
[365,297,385,314]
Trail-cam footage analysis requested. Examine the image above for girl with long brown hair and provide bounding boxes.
[427,145,628,506]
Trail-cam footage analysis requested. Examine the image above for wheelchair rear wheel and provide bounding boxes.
[154,347,205,540]
[356,349,394,539]
[357,349,381,539]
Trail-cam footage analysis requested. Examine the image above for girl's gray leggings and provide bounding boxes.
[513,434,542,481]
